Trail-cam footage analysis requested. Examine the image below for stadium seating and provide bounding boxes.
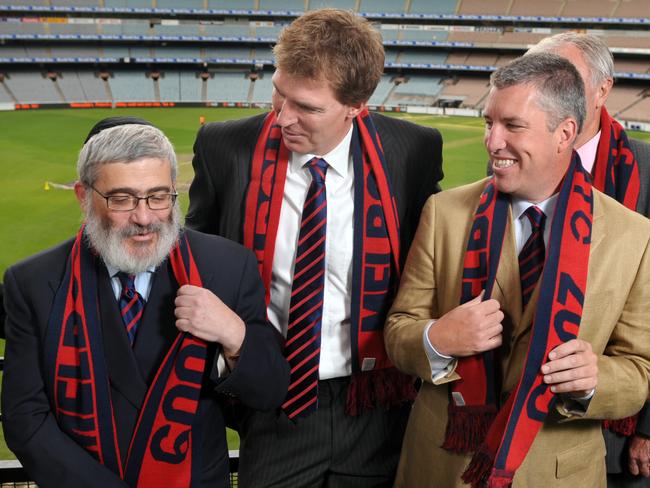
[409,0,457,15]
[207,71,251,102]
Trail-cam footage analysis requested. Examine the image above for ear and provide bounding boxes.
[74,181,88,209]
[346,101,366,120]
[595,77,613,110]
[556,117,578,153]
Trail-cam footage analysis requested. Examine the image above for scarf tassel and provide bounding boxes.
[441,404,497,453]
[345,368,416,417]
[461,448,494,487]
[604,415,639,437]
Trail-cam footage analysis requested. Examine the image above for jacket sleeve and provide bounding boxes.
[186,123,220,235]
[211,250,290,411]
[1,267,128,488]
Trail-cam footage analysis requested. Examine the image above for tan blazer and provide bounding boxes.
[385,179,650,488]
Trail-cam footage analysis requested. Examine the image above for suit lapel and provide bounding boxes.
[98,265,148,409]
[494,208,523,327]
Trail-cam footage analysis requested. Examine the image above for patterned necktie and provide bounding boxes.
[116,272,145,346]
[519,206,546,308]
[282,157,328,419]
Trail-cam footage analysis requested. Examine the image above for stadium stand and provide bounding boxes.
[438,76,491,108]
[386,75,444,106]
[458,0,512,15]
[3,72,62,103]
[250,73,273,103]
[619,95,650,123]
[508,0,564,16]
[0,0,647,123]
[409,0,457,15]
[207,71,251,102]
[368,74,395,106]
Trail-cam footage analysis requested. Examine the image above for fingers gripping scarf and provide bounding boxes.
[243,108,415,415]
[44,227,207,487]
[444,154,593,487]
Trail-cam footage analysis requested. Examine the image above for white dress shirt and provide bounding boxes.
[268,126,355,380]
[575,130,601,175]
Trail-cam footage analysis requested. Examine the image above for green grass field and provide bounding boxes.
[0,107,649,460]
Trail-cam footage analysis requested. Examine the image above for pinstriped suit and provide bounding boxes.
[186,111,443,487]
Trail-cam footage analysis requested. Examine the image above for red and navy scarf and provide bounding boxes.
[443,154,593,487]
[591,107,640,212]
[243,108,415,414]
[44,227,207,487]
[591,108,640,437]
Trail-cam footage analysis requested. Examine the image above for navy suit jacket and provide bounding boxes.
[2,228,289,487]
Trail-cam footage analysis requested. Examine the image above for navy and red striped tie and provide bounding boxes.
[117,272,145,346]
[282,157,328,419]
[519,206,546,308]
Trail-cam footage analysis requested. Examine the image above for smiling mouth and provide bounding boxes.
[492,158,517,169]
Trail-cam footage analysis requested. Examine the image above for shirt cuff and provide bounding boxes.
[216,351,230,378]
[558,389,595,417]
[423,320,456,382]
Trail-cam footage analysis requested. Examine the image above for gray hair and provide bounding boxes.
[527,32,614,88]
[490,52,586,134]
[77,124,177,186]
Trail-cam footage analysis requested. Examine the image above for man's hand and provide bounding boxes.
[427,293,504,357]
[541,339,597,397]
[174,285,245,360]
[628,434,650,478]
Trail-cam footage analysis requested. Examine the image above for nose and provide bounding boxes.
[275,99,297,128]
[129,199,154,226]
[485,124,506,154]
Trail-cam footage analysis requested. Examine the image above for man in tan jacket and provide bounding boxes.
[385,53,650,487]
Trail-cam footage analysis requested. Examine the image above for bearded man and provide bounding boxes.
[1,122,289,488]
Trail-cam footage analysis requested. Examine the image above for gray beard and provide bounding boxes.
[84,203,182,274]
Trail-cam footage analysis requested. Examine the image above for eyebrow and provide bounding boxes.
[273,82,324,113]
[105,185,173,195]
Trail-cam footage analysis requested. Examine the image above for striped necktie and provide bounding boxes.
[116,272,145,346]
[282,157,328,419]
[519,206,546,308]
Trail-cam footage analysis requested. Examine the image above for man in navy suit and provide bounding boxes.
[2,122,289,487]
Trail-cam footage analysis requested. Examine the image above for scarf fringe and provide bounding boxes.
[441,404,497,454]
[461,448,494,487]
[345,368,416,416]
[604,415,639,436]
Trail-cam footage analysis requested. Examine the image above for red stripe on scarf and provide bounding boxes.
[244,115,289,305]
[448,155,593,487]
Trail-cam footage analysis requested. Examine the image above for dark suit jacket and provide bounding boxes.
[1,228,290,488]
[604,137,650,478]
[186,111,444,270]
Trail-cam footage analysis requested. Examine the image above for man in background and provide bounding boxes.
[529,32,650,485]
[187,8,444,487]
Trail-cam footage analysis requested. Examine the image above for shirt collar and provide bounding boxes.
[291,124,354,178]
[511,193,559,222]
[575,129,601,175]
[106,264,156,279]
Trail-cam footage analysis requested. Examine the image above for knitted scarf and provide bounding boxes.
[591,108,640,437]
[243,108,415,415]
[44,227,206,487]
[443,154,593,487]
